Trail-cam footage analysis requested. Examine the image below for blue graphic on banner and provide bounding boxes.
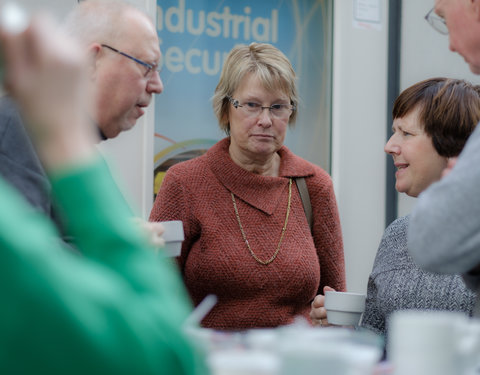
[154,0,332,194]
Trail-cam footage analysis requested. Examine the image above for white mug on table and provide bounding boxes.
[388,310,480,375]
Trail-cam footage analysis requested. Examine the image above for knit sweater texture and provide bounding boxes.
[362,215,476,343]
[150,138,346,329]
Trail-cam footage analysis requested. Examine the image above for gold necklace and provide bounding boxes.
[231,178,292,265]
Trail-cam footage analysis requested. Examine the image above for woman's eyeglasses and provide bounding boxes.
[227,96,295,119]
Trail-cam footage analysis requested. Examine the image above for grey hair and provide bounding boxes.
[62,0,151,46]
[212,42,298,134]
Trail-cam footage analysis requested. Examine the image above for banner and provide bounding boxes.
[154,0,332,195]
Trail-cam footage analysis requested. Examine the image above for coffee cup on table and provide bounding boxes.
[388,310,480,375]
[324,291,366,326]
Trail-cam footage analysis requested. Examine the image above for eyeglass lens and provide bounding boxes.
[425,8,448,35]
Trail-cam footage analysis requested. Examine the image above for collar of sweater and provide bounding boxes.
[206,137,315,215]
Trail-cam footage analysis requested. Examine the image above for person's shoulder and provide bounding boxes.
[295,159,334,196]
[384,215,409,236]
[377,215,410,258]
[0,96,22,131]
[164,152,209,179]
[0,96,18,113]
[371,216,410,274]
[283,148,331,180]
[303,160,333,190]
[0,97,34,154]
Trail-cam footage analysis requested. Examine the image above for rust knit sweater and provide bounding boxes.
[150,138,346,329]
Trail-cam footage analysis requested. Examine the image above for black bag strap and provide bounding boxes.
[473,282,480,318]
[295,177,313,232]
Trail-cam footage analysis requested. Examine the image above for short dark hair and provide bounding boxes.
[393,77,480,157]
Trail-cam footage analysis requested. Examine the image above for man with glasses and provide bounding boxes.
[407,0,480,316]
[0,0,163,237]
[64,0,163,139]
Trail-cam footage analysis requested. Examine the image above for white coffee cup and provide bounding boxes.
[159,220,184,257]
[324,291,366,326]
[388,310,480,375]
[277,325,382,375]
[208,349,280,375]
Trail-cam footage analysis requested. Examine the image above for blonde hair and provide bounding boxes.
[212,43,298,134]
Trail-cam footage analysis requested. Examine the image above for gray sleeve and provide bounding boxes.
[407,124,480,274]
[0,96,52,215]
[361,217,408,339]
[361,272,385,337]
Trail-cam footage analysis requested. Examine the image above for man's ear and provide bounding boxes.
[86,43,102,80]
[472,0,480,21]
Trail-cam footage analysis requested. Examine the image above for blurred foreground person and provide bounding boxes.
[0,10,204,375]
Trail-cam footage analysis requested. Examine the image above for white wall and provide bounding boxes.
[332,0,389,293]
[13,0,76,19]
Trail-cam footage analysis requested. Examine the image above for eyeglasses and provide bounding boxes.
[227,96,295,119]
[101,44,160,78]
[424,7,448,35]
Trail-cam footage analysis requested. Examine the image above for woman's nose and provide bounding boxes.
[257,107,273,127]
[384,134,400,155]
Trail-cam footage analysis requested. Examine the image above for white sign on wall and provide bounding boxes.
[353,0,381,30]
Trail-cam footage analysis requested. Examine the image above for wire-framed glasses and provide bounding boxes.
[101,44,160,78]
[227,96,295,119]
[424,7,448,35]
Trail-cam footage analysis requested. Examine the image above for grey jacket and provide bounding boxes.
[362,215,476,344]
[408,124,480,316]
[0,96,52,215]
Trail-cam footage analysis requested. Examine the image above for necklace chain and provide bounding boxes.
[231,178,292,265]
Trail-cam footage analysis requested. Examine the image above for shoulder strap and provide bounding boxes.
[295,177,313,232]
[473,282,480,318]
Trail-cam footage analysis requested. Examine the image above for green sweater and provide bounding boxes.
[0,158,206,375]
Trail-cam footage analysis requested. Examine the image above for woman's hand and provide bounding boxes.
[310,286,336,326]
